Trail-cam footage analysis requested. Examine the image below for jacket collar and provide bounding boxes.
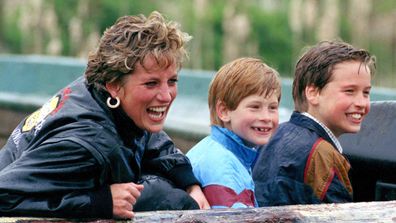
[89,84,145,147]
[290,111,341,153]
[211,125,258,170]
[301,112,343,153]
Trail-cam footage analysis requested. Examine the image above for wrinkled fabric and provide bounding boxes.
[134,175,199,211]
[0,76,199,218]
[253,112,353,207]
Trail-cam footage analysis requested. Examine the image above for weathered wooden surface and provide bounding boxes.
[0,200,395,223]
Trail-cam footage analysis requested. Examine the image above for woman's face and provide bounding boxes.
[107,56,178,133]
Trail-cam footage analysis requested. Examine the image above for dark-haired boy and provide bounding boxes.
[253,40,376,206]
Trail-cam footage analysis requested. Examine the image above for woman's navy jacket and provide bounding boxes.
[0,76,198,218]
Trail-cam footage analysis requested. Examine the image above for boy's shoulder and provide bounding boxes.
[187,135,237,162]
[273,119,315,142]
[276,112,329,140]
[267,114,330,156]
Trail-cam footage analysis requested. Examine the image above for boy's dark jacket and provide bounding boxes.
[253,112,353,206]
[0,76,198,218]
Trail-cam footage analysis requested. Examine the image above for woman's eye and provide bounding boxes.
[144,81,157,87]
[249,105,260,109]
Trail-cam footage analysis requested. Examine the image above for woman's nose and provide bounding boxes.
[157,86,173,102]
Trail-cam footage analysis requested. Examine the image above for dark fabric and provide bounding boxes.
[253,112,352,207]
[0,76,199,218]
[141,132,199,190]
[339,101,396,201]
[134,175,199,211]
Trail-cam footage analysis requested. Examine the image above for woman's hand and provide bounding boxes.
[111,182,144,219]
[186,184,210,209]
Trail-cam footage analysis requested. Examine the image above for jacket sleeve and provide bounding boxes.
[199,165,256,208]
[303,139,353,203]
[254,175,322,206]
[0,139,113,218]
[253,141,322,206]
[141,131,200,189]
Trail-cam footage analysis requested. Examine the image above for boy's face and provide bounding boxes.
[220,92,279,146]
[307,60,371,137]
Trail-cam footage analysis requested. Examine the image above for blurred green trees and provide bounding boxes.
[0,0,395,87]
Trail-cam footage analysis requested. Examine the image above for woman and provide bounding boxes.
[0,11,209,219]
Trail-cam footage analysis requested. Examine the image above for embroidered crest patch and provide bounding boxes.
[21,87,71,132]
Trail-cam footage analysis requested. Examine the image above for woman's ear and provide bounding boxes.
[216,101,231,123]
[305,85,319,105]
[105,82,121,98]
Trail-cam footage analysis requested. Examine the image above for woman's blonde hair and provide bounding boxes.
[208,57,281,126]
[85,11,191,91]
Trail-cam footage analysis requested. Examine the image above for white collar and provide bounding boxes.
[301,112,343,154]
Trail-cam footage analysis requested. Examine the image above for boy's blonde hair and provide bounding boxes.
[208,57,281,127]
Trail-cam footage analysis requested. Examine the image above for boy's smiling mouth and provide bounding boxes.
[347,112,366,122]
[252,127,271,132]
[350,113,362,119]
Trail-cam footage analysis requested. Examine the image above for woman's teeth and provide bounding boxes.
[149,107,167,113]
[148,106,167,119]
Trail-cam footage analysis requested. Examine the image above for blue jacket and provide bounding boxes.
[0,76,199,218]
[253,112,352,206]
[187,125,258,208]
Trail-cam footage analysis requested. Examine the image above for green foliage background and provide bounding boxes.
[0,0,395,88]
